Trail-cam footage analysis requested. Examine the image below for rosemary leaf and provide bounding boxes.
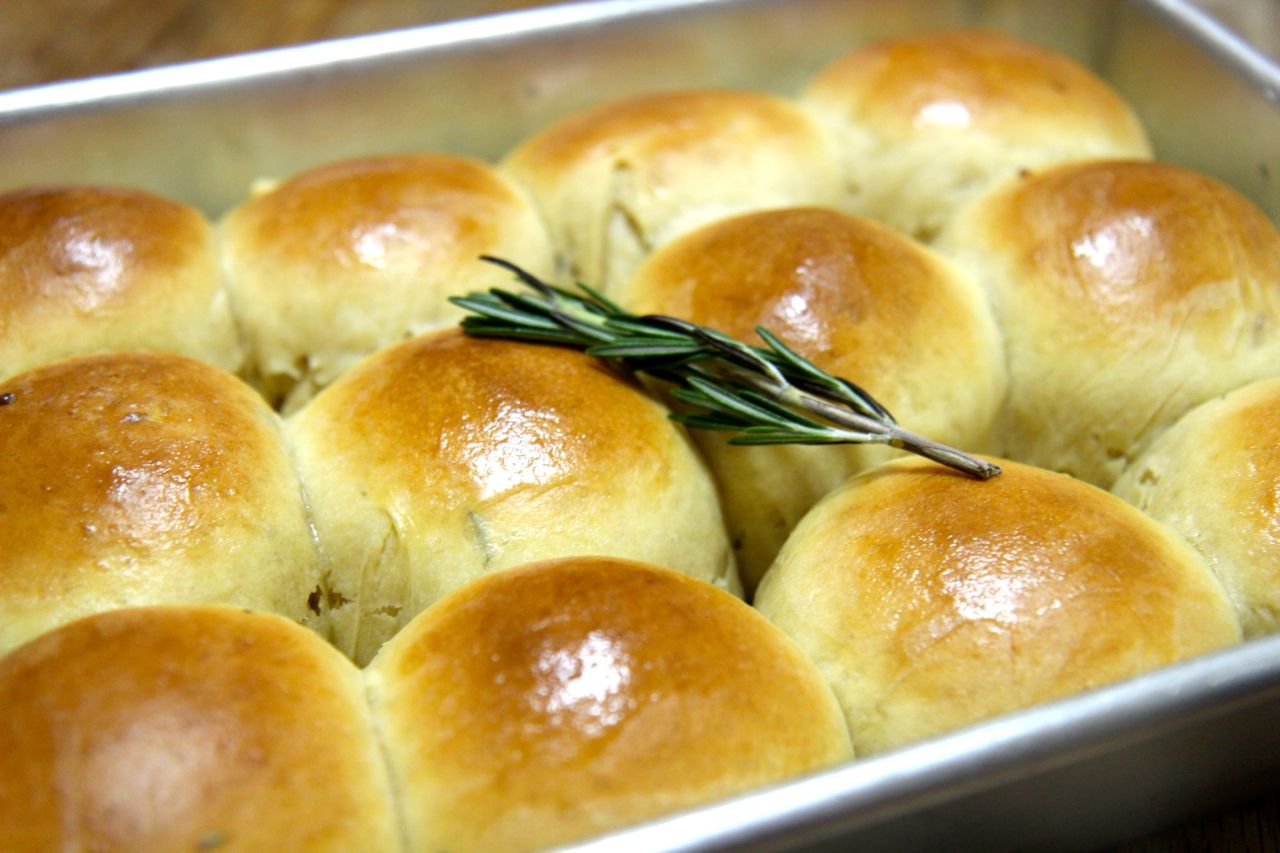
[587,339,706,359]
[670,413,753,433]
[459,321,588,347]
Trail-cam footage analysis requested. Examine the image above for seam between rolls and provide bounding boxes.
[361,670,414,853]
[210,215,256,383]
[275,413,335,644]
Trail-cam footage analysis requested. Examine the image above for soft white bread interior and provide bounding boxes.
[622,206,1005,592]
[0,351,323,654]
[364,555,852,853]
[0,605,400,853]
[754,457,1241,755]
[219,154,555,410]
[800,29,1152,241]
[938,159,1280,488]
[501,88,842,296]
[0,185,242,381]
[286,329,739,664]
[1114,378,1280,639]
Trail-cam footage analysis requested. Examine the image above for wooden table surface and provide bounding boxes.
[1,2,1278,851]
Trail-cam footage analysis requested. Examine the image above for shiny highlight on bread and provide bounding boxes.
[366,556,852,853]
[0,351,323,654]
[0,185,242,381]
[624,206,1005,591]
[219,154,555,410]
[940,159,1280,488]
[755,457,1241,754]
[287,329,738,664]
[801,29,1152,240]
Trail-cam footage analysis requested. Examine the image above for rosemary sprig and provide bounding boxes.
[450,257,1000,480]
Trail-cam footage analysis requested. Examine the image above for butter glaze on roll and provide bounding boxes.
[287,329,738,664]
[365,556,852,853]
[219,154,555,410]
[623,206,1005,592]
[501,89,841,297]
[939,159,1280,488]
[754,457,1241,755]
[0,606,399,853]
[801,29,1152,240]
[1115,379,1280,639]
[0,352,323,653]
[0,185,242,381]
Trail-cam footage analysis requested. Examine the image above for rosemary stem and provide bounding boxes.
[722,364,1001,480]
[884,426,1002,480]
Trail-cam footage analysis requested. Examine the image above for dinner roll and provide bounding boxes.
[287,329,738,664]
[219,153,555,410]
[501,89,841,297]
[939,159,1280,488]
[754,457,1241,756]
[0,185,242,381]
[0,605,399,853]
[623,206,1005,592]
[0,352,322,654]
[800,29,1152,240]
[1115,378,1280,639]
[365,556,852,853]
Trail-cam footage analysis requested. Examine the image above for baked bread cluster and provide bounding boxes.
[2,27,1278,852]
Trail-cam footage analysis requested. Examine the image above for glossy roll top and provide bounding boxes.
[754,457,1241,755]
[0,606,399,853]
[502,88,841,296]
[219,153,555,409]
[801,29,1152,240]
[623,206,1005,592]
[1115,378,1280,639]
[366,556,853,853]
[0,185,242,381]
[0,351,322,654]
[287,329,738,664]
[940,159,1280,488]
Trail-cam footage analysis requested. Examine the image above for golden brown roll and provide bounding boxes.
[0,352,323,654]
[800,29,1152,240]
[501,88,842,297]
[0,185,242,381]
[219,153,555,410]
[365,555,852,853]
[286,329,738,664]
[623,206,1006,593]
[1114,378,1280,639]
[0,605,399,853]
[754,457,1241,756]
[939,159,1280,489]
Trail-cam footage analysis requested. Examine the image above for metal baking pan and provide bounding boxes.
[1,1,1277,850]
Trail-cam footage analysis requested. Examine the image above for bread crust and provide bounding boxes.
[366,556,851,852]
[940,159,1280,487]
[502,88,841,294]
[287,330,738,664]
[0,185,241,380]
[0,352,322,652]
[219,154,554,409]
[801,29,1152,239]
[0,605,399,853]
[625,206,1005,591]
[755,457,1241,754]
